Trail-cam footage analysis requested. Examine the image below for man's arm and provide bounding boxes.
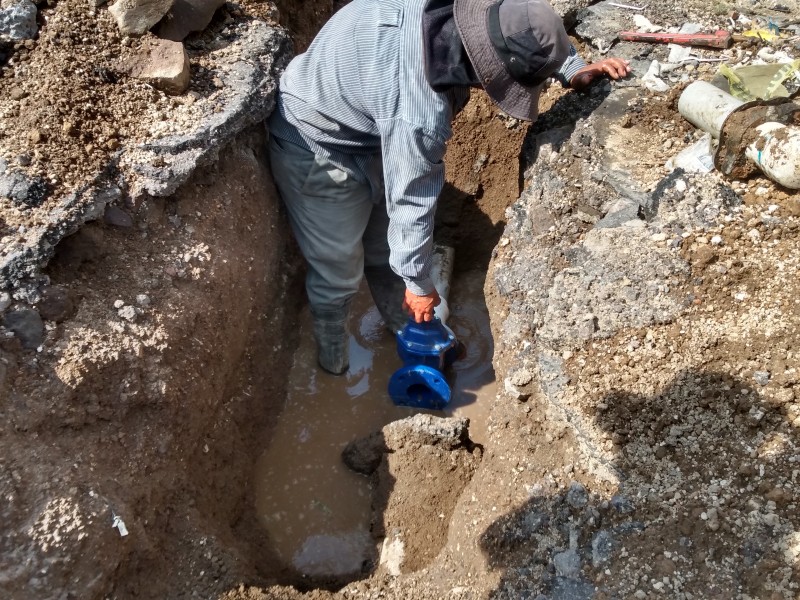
[555,44,631,90]
[380,120,447,322]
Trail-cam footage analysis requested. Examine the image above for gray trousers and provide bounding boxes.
[268,133,394,313]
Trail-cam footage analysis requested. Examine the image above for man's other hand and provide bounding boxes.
[570,58,631,91]
[403,289,441,323]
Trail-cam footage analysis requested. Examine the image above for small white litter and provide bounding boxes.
[112,514,129,537]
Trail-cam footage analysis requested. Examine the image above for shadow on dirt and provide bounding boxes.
[479,370,800,599]
[522,82,613,177]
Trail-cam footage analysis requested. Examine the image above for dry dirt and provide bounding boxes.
[3,0,800,599]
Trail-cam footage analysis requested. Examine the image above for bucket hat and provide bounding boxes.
[453,0,570,120]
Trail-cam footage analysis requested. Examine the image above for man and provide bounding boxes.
[269,0,630,375]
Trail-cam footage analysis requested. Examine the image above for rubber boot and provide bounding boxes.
[311,304,350,375]
[364,265,408,334]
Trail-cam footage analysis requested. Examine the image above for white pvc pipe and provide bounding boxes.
[430,243,454,323]
[745,122,800,189]
[677,81,744,138]
[678,81,800,189]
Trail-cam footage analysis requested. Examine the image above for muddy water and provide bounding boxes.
[254,270,495,579]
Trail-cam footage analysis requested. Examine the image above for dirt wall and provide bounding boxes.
[0,127,298,600]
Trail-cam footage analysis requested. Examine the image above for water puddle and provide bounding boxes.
[254,270,495,578]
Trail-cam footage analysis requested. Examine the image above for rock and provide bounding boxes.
[104,205,134,228]
[550,577,595,600]
[27,128,44,144]
[157,0,226,42]
[610,494,635,514]
[523,511,549,535]
[591,530,614,566]
[38,286,75,322]
[383,414,471,450]
[136,294,151,307]
[0,0,38,41]
[553,549,581,578]
[9,86,27,100]
[117,305,138,322]
[0,169,49,208]
[529,205,556,234]
[3,308,44,349]
[341,431,386,475]
[0,291,11,311]
[108,0,174,36]
[566,481,589,509]
[510,368,533,387]
[753,371,771,386]
[594,198,640,229]
[130,38,191,95]
[692,245,716,267]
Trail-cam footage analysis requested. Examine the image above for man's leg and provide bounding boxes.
[362,197,408,334]
[269,134,373,374]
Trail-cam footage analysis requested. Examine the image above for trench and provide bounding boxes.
[250,98,528,586]
[237,2,537,589]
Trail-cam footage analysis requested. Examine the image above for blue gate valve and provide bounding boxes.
[388,317,460,410]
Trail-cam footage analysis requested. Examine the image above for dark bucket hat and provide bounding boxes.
[454,0,570,120]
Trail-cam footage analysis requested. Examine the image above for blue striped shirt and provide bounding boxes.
[270,0,585,295]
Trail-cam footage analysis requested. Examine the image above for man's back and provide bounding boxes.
[271,0,457,179]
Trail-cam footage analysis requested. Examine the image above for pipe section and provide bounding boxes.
[678,81,744,138]
[745,122,800,189]
[678,81,800,189]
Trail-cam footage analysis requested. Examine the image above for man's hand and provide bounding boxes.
[403,289,441,323]
[570,58,631,91]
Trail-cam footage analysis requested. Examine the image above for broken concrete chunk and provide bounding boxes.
[157,0,226,42]
[383,414,471,450]
[0,0,37,41]
[109,0,174,36]
[130,38,190,95]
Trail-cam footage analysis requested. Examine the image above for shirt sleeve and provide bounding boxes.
[554,44,588,87]
[379,119,448,296]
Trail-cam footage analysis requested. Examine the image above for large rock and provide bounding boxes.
[130,38,190,95]
[0,0,37,41]
[157,0,226,42]
[108,0,174,36]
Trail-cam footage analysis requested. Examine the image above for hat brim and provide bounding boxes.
[454,0,567,121]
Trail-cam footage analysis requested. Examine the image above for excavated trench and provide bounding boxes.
[236,4,532,588]
[1,4,530,598]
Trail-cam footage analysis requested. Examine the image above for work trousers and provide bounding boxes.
[268,133,393,313]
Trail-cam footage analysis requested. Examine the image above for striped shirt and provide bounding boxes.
[270,0,585,296]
